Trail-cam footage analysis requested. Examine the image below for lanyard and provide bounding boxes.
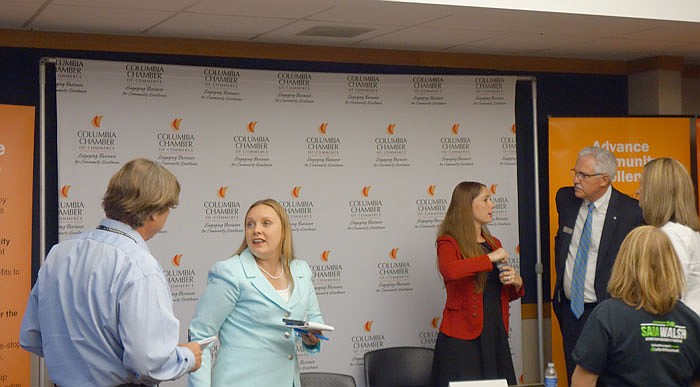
[97,225,138,244]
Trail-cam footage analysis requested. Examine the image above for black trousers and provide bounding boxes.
[555,296,598,386]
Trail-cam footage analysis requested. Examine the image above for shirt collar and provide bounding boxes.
[99,218,149,250]
[584,185,612,212]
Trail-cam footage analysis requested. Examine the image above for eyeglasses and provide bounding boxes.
[570,169,602,180]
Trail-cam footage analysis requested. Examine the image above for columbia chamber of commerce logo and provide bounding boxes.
[164,253,197,302]
[123,62,167,98]
[347,186,385,231]
[304,122,343,168]
[345,74,383,105]
[232,121,272,167]
[200,186,243,233]
[499,124,517,166]
[275,71,314,103]
[439,123,473,167]
[473,76,506,106]
[200,67,243,102]
[309,249,346,296]
[55,58,87,94]
[58,184,85,236]
[374,123,410,167]
[489,184,513,227]
[376,247,413,293]
[350,321,385,367]
[156,117,198,166]
[280,186,317,232]
[411,76,445,105]
[415,184,447,229]
[74,115,119,164]
[418,317,440,347]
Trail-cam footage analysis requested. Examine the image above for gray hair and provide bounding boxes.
[579,146,617,180]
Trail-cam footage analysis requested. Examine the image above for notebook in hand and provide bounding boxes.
[282,318,335,331]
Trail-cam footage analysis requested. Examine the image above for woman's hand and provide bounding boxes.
[299,330,321,347]
[487,247,509,263]
[498,265,522,289]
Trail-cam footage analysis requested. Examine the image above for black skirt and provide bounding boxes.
[431,246,517,386]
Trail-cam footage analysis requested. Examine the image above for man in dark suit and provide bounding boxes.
[553,146,643,384]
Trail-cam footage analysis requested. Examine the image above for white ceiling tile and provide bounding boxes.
[30,4,173,34]
[308,1,453,26]
[461,30,591,52]
[522,14,662,38]
[149,12,295,40]
[251,19,399,46]
[357,26,503,51]
[188,0,341,18]
[50,0,198,11]
[419,6,554,32]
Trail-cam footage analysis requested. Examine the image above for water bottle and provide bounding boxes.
[544,362,558,387]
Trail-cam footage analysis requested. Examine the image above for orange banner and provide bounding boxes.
[0,104,35,386]
[548,116,692,385]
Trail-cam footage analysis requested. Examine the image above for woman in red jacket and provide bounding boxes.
[431,181,524,386]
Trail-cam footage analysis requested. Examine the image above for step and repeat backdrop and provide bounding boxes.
[55,58,521,385]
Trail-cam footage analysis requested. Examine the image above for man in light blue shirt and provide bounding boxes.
[20,158,202,386]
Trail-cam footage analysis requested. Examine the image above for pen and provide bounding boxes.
[294,328,329,341]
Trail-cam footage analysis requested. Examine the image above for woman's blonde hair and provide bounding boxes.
[236,198,296,289]
[102,158,179,228]
[608,225,685,315]
[640,157,700,231]
[437,181,495,292]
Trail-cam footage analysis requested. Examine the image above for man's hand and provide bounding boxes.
[179,342,203,372]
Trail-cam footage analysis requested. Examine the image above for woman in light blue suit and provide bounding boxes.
[188,198,325,387]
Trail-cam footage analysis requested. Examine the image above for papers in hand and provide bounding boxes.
[283,318,334,331]
[197,335,218,349]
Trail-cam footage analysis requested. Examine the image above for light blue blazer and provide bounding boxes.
[188,249,323,387]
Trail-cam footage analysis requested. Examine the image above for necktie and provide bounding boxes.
[571,202,594,318]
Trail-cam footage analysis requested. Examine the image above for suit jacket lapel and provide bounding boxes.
[240,249,290,311]
[596,188,619,277]
[558,193,582,276]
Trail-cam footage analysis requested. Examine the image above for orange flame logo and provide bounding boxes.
[217,186,228,199]
[427,185,436,196]
[361,186,371,197]
[319,122,328,135]
[172,254,183,267]
[171,118,182,131]
[451,123,459,135]
[321,250,330,262]
[386,123,396,135]
[490,184,497,194]
[511,123,516,134]
[431,317,440,329]
[291,186,302,198]
[91,115,103,128]
[247,121,257,133]
[364,321,374,332]
[389,248,399,259]
[60,185,71,199]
